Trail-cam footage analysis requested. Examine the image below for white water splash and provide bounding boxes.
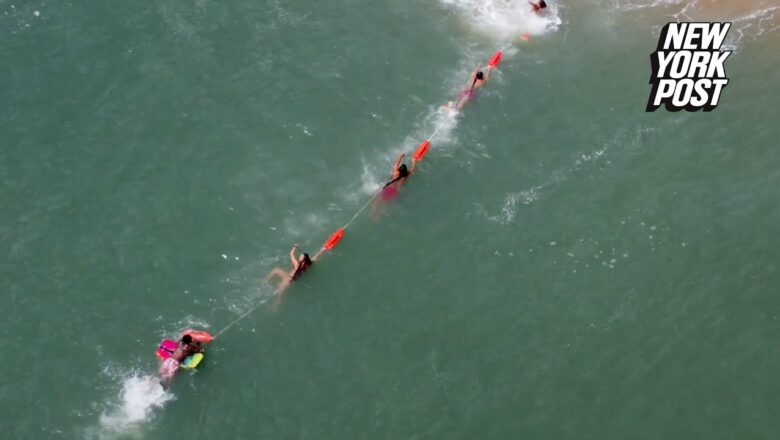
[439,0,562,40]
[349,102,461,203]
[358,161,384,197]
[94,373,173,439]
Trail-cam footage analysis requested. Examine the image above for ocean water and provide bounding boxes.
[1,0,779,438]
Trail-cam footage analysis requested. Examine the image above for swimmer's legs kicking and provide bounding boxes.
[266,268,288,283]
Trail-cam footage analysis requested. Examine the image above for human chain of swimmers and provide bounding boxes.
[265,51,505,300]
[156,50,507,384]
[156,41,530,385]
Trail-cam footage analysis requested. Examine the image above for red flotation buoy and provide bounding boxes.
[183,329,214,344]
[488,51,504,68]
[413,140,431,162]
[323,229,346,251]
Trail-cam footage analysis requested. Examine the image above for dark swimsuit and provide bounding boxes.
[290,262,311,282]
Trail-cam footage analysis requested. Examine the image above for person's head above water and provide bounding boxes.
[398,163,409,178]
[540,1,547,8]
[300,253,312,266]
[181,334,193,344]
[472,71,485,88]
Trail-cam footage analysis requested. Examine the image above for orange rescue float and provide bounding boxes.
[413,140,431,162]
[323,229,346,251]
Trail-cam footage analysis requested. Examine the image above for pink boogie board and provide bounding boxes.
[156,339,203,369]
[156,339,178,360]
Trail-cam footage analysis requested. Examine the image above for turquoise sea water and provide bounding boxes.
[2,0,779,438]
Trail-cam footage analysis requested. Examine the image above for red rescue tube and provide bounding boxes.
[488,51,503,68]
[413,140,431,162]
[183,330,214,344]
[324,229,345,251]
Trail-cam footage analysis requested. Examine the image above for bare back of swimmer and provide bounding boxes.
[266,244,323,304]
[386,153,416,190]
[159,334,203,384]
[455,64,493,110]
[372,153,418,218]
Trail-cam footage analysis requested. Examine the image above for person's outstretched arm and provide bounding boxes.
[394,153,406,172]
[483,66,493,83]
[410,158,418,175]
[289,244,299,267]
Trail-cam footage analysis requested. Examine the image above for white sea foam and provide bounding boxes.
[359,161,384,196]
[439,0,562,40]
[487,186,542,224]
[483,125,658,225]
[425,105,460,145]
[346,102,461,205]
[614,0,779,48]
[615,0,686,12]
[728,5,780,48]
[93,372,173,439]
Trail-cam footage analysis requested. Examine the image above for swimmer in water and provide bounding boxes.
[372,153,417,217]
[529,0,547,13]
[159,334,203,385]
[267,244,322,304]
[386,153,416,191]
[454,64,492,110]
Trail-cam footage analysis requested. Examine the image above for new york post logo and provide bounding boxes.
[647,22,731,112]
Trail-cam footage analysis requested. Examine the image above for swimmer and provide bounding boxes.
[266,244,322,303]
[529,0,547,13]
[372,153,417,217]
[454,64,492,110]
[386,153,416,190]
[159,334,203,385]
